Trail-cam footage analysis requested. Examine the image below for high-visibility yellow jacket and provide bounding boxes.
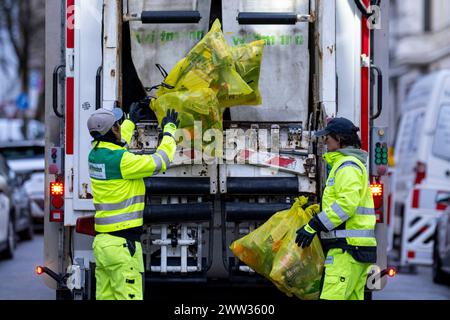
[308,148,377,263]
[88,119,177,233]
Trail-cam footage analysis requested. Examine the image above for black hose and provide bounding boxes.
[95,66,102,110]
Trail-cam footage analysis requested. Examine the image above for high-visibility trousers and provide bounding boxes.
[320,248,372,300]
[93,233,144,300]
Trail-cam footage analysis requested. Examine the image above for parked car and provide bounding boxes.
[0,140,44,231]
[0,140,45,173]
[0,174,15,259]
[0,153,34,240]
[433,192,450,284]
[23,171,45,228]
[0,119,45,142]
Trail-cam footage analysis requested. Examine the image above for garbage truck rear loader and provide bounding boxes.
[43,0,390,300]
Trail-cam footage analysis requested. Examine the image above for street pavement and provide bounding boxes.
[374,265,450,300]
[0,233,54,300]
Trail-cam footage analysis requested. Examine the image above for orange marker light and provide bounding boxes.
[387,267,397,277]
[50,182,64,196]
[36,266,44,275]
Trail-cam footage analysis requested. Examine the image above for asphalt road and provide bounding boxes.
[373,265,450,300]
[0,233,54,300]
[1,234,450,300]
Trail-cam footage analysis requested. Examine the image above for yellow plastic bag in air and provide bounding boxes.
[229,197,325,300]
[150,88,222,129]
[157,19,253,99]
[218,40,265,108]
[150,88,222,150]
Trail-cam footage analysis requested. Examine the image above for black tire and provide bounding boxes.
[432,233,449,284]
[1,219,16,259]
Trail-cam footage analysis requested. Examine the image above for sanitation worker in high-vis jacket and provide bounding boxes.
[295,117,377,300]
[87,103,179,300]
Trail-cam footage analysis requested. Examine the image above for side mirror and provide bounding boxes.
[0,175,7,193]
[436,193,450,205]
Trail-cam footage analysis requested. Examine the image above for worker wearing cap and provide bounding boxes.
[87,103,179,300]
[295,117,377,300]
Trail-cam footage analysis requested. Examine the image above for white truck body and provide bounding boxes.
[393,70,450,266]
[44,0,390,299]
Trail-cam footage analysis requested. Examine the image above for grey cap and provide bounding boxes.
[87,108,123,137]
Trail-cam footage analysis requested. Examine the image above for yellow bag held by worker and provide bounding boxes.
[229,202,299,278]
[150,88,222,149]
[269,203,324,300]
[229,197,325,300]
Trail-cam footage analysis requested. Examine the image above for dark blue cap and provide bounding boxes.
[314,117,360,137]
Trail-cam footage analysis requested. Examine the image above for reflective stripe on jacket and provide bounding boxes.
[309,151,377,254]
[88,119,177,232]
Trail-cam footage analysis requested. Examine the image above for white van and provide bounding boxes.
[393,70,450,266]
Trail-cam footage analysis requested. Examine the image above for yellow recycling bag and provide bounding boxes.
[150,88,222,131]
[229,197,325,300]
[269,203,324,300]
[218,40,265,108]
[157,19,253,99]
[149,19,265,157]
[150,88,223,152]
[229,204,296,278]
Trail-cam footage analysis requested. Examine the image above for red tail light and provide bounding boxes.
[76,215,96,236]
[414,161,426,184]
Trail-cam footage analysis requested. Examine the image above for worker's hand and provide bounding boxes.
[295,224,316,248]
[129,101,151,124]
[161,108,180,129]
[305,204,321,217]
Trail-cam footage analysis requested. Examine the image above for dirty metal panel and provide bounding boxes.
[222,0,310,123]
[128,0,212,90]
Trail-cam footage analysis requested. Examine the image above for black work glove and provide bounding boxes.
[129,101,152,124]
[161,108,180,129]
[295,224,317,248]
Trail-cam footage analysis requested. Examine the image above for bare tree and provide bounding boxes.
[0,0,45,122]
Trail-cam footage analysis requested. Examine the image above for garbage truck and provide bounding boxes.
[42,0,392,300]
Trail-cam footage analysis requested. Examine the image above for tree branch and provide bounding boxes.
[0,0,23,62]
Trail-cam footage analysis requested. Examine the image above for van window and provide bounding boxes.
[398,109,425,157]
[432,104,450,161]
